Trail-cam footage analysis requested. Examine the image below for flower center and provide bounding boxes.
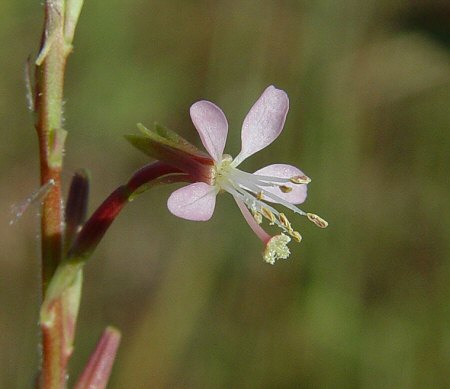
[214,154,234,187]
[213,155,308,242]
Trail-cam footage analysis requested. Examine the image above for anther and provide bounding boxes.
[307,213,328,228]
[257,192,264,200]
[261,207,276,225]
[279,185,293,193]
[291,231,302,242]
[279,213,291,229]
[290,175,311,184]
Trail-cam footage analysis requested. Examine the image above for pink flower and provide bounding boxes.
[167,85,327,264]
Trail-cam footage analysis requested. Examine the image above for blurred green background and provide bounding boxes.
[1,1,450,388]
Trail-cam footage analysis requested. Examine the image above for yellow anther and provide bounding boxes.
[307,213,328,228]
[279,213,291,229]
[290,230,302,242]
[261,207,276,225]
[280,185,293,193]
[257,192,264,200]
[290,175,311,184]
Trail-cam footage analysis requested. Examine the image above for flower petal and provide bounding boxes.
[234,85,289,166]
[167,182,217,221]
[254,164,307,204]
[190,101,228,162]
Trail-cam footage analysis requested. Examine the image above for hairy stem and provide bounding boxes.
[34,1,84,388]
[35,0,67,293]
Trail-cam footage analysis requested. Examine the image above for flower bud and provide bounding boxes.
[65,169,90,248]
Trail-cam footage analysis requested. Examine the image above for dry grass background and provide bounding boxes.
[1,1,450,387]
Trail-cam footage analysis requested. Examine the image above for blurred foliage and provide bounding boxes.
[1,0,450,388]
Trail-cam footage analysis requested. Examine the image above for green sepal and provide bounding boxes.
[136,123,204,156]
[125,123,213,173]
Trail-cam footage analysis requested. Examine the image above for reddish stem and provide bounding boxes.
[40,301,65,388]
[68,162,182,260]
[34,2,72,388]
[35,1,66,292]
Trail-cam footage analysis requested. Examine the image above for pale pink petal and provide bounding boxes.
[190,101,228,161]
[254,164,307,205]
[167,182,217,221]
[234,86,289,165]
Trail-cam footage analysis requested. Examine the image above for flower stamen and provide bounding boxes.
[279,185,293,193]
[291,231,302,242]
[307,212,328,228]
[279,213,291,230]
[261,207,276,225]
[290,175,311,184]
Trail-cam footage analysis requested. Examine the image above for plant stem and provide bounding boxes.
[34,1,84,387]
[35,0,66,292]
[35,2,67,388]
